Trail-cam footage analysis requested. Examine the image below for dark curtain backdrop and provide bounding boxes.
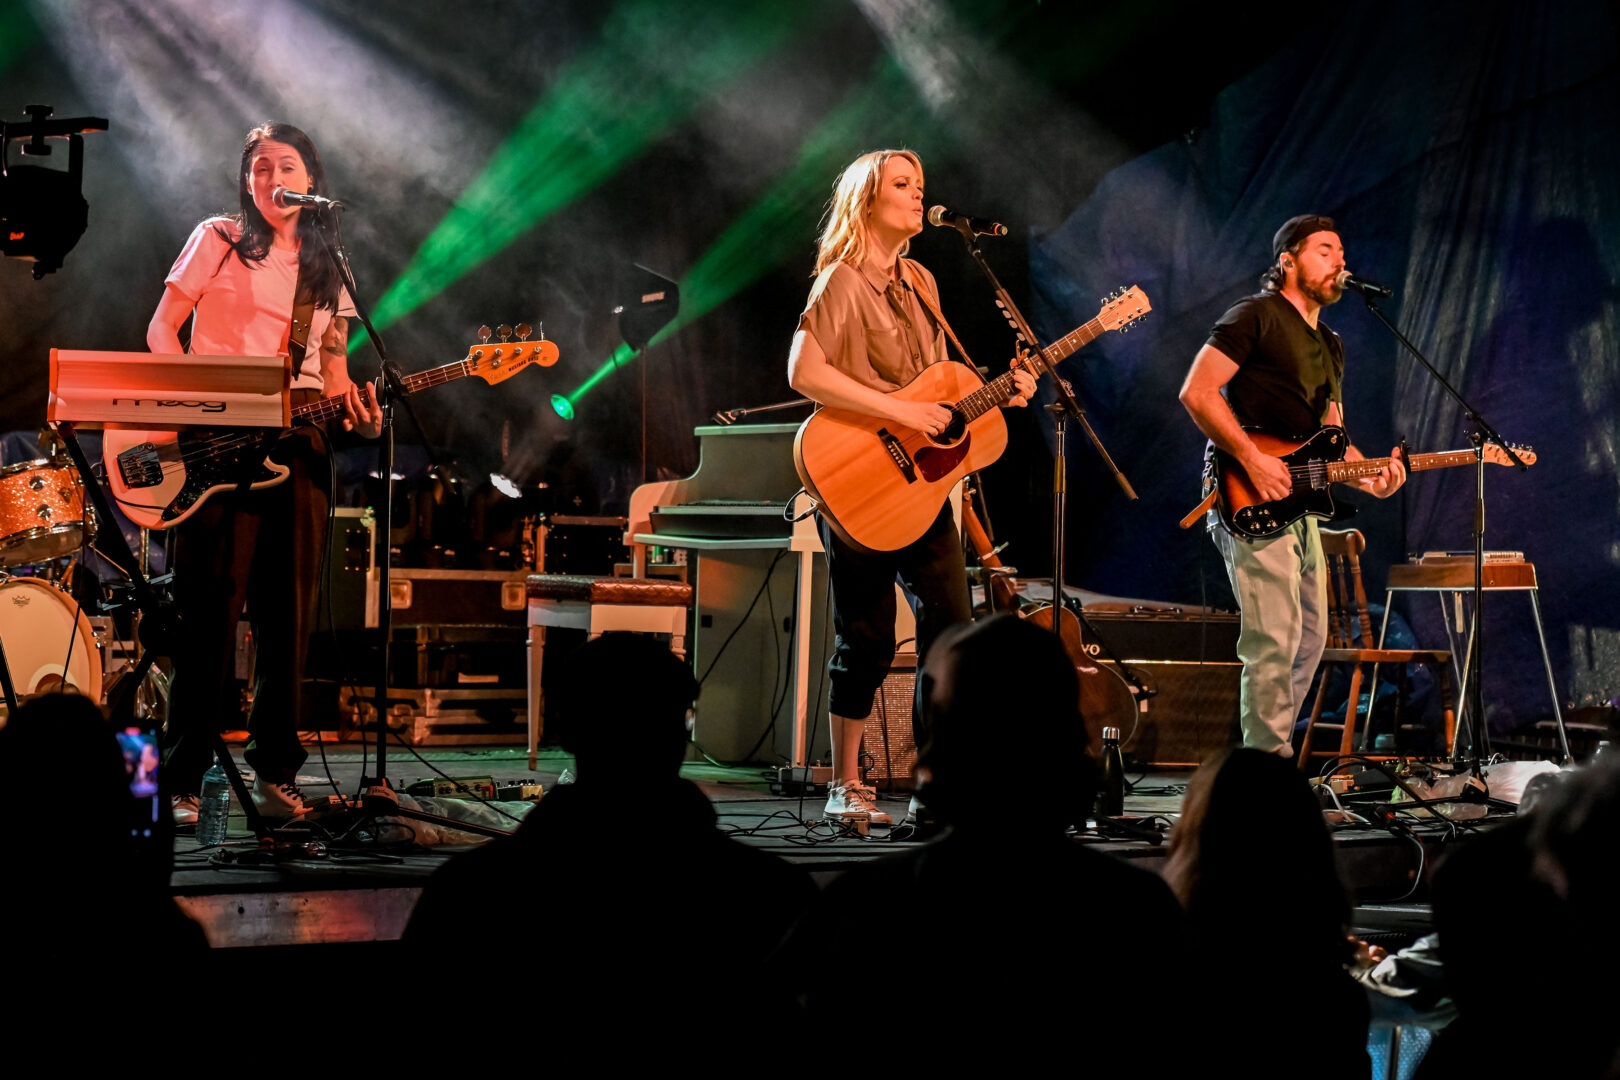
[1029,0,1620,730]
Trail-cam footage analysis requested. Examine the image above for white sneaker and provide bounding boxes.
[171,794,200,827]
[825,780,891,825]
[251,776,309,820]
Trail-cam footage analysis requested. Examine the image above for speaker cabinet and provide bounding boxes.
[861,652,918,790]
[1084,609,1242,767]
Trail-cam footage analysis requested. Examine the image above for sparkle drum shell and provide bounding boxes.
[0,459,89,567]
[0,578,103,700]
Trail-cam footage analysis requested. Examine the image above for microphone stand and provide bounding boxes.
[710,397,814,426]
[313,206,510,839]
[946,221,1136,637]
[1353,292,1565,772]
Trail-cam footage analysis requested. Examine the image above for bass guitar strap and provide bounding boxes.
[286,288,317,379]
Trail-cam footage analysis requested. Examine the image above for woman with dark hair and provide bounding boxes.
[1165,748,1370,1077]
[786,148,1034,824]
[148,122,381,822]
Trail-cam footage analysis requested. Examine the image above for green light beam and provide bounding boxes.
[561,59,943,414]
[354,0,820,354]
[1,4,41,76]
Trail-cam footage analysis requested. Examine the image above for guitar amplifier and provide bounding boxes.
[861,652,919,791]
[1082,607,1241,767]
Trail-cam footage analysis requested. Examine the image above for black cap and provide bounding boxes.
[1273,214,1337,258]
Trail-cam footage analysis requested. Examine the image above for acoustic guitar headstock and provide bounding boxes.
[1097,286,1151,333]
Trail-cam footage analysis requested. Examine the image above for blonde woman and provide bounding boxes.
[788,149,1034,824]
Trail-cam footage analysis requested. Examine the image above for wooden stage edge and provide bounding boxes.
[167,744,1480,950]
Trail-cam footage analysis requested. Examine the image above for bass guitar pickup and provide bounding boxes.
[117,443,164,489]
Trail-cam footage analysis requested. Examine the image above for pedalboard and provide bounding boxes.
[405,776,545,802]
[771,765,832,796]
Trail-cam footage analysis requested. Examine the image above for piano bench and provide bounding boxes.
[525,574,694,770]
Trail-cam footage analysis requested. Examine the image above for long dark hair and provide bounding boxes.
[1166,747,1352,961]
[210,122,342,312]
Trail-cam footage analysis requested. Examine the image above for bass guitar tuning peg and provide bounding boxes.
[477,324,493,344]
[515,323,532,341]
[496,324,513,342]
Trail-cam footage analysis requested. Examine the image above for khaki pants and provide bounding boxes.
[1211,516,1328,756]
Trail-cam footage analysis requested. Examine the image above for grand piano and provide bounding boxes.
[626,422,832,767]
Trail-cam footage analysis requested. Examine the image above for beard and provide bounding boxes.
[1301,273,1343,306]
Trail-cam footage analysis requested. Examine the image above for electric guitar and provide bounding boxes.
[1209,426,1536,540]
[795,287,1150,551]
[104,332,558,529]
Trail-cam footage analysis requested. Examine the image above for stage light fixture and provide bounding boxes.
[1,105,108,278]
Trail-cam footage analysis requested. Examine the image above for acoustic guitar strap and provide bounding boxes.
[898,258,976,371]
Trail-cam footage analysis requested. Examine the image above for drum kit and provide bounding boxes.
[0,450,113,711]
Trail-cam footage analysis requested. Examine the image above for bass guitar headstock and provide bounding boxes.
[464,322,559,386]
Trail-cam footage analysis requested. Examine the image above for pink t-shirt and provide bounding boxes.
[165,217,357,392]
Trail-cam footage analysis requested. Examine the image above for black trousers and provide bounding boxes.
[819,503,971,722]
[161,407,329,794]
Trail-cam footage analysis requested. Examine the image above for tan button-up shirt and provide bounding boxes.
[799,257,948,393]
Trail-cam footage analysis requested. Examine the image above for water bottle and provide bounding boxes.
[197,758,232,846]
[1099,726,1125,818]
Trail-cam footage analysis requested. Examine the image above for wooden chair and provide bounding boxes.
[1299,529,1457,769]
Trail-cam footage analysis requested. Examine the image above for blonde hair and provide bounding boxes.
[814,149,923,275]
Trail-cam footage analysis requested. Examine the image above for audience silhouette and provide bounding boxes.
[778,614,1188,1071]
[403,632,815,1031]
[1165,747,1370,1079]
[0,692,207,1023]
[1418,754,1620,1079]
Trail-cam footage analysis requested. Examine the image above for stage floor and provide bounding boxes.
[169,743,1461,949]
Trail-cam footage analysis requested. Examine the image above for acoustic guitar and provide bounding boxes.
[104,332,557,529]
[1207,426,1535,540]
[795,287,1150,551]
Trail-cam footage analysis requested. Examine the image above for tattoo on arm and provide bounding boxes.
[322,315,349,359]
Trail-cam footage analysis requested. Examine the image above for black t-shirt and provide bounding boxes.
[1206,291,1344,438]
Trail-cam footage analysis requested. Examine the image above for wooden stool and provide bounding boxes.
[526,574,693,769]
[1300,530,1458,769]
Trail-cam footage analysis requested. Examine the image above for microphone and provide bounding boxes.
[272,186,341,210]
[927,205,1009,237]
[1336,270,1393,298]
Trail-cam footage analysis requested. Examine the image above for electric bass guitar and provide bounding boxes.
[1207,426,1536,540]
[795,287,1151,551]
[104,332,558,529]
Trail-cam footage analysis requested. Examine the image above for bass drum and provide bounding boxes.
[0,578,103,701]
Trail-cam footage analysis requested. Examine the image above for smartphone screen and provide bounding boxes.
[117,728,161,838]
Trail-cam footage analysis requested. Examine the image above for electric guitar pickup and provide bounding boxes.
[104,331,558,529]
